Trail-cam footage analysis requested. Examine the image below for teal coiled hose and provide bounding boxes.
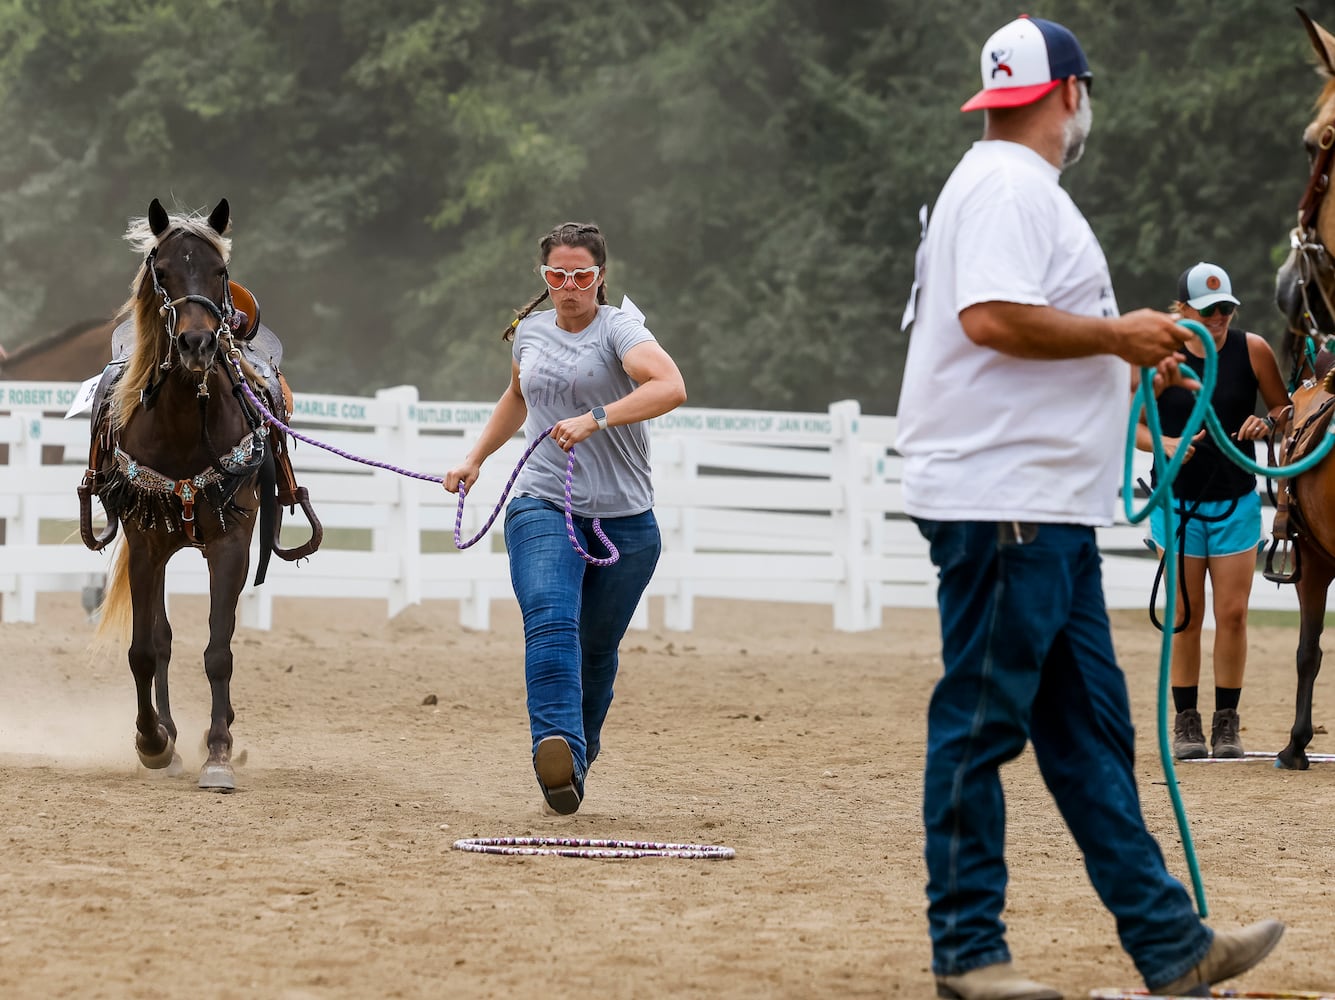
[1124,318,1335,917]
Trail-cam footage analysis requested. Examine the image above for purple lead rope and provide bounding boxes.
[454,425,619,567]
[228,355,618,565]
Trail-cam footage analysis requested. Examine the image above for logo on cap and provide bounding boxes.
[990,49,1014,79]
[1206,276,1221,291]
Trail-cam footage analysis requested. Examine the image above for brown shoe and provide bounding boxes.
[1211,708,1244,758]
[935,962,1062,1000]
[1173,709,1208,760]
[534,735,583,815]
[1152,919,1284,996]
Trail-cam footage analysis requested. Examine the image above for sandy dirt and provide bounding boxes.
[1,593,1333,999]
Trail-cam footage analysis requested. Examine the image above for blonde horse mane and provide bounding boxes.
[110,210,233,431]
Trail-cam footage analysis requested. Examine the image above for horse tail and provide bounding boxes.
[95,542,132,643]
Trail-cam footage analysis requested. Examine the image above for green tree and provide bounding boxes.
[0,0,1326,410]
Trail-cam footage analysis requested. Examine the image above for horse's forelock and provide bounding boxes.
[121,209,233,326]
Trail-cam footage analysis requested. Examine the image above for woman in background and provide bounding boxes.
[1138,262,1288,759]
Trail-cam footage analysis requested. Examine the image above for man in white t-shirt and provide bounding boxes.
[896,16,1284,1000]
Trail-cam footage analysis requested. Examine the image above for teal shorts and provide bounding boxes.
[1148,491,1262,559]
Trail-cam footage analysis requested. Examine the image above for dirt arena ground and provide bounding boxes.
[1,593,1333,999]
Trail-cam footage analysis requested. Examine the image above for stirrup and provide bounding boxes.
[1263,536,1301,584]
[272,485,322,561]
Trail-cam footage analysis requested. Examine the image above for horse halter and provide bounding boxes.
[146,239,238,397]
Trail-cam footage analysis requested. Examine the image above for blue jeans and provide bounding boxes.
[915,519,1212,989]
[504,496,662,784]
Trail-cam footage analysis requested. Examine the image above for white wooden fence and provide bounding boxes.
[0,379,1299,631]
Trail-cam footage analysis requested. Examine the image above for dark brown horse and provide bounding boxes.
[1271,9,1335,769]
[84,198,319,790]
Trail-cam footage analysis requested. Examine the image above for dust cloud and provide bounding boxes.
[0,634,204,770]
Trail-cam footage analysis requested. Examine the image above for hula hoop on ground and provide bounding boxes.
[452,836,735,860]
[1091,989,1335,999]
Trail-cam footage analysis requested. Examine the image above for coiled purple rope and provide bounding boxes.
[454,427,619,567]
[227,355,618,565]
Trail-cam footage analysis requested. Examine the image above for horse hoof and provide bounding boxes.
[198,763,235,792]
[1276,749,1310,771]
[137,733,177,770]
[146,751,186,779]
[200,737,246,766]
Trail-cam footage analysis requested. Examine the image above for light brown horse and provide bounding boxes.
[1271,9,1335,769]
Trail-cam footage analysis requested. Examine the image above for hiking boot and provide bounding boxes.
[1151,919,1284,996]
[935,962,1062,1000]
[1173,709,1208,760]
[534,735,583,816]
[1211,708,1244,758]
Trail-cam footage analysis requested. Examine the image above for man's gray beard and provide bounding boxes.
[1061,87,1093,169]
[1062,135,1086,169]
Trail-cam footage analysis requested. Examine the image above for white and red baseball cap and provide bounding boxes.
[961,15,1092,113]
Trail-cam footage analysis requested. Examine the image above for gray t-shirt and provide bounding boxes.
[512,304,657,517]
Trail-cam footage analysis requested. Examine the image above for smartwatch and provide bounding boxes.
[591,405,608,431]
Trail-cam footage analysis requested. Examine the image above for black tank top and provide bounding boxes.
[1149,328,1259,502]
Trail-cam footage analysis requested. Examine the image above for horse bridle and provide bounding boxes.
[140,235,268,503]
[145,237,238,399]
[1289,121,1335,376]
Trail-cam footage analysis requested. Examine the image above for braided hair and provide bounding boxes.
[504,222,608,340]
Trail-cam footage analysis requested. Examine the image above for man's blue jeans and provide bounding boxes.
[915,519,1212,988]
[505,497,662,782]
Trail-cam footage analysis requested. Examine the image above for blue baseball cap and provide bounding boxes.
[962,15,1092,113]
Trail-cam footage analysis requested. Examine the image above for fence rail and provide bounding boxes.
[0,380,1299,631]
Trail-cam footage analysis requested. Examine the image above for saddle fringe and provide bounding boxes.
[78,345,321,573]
